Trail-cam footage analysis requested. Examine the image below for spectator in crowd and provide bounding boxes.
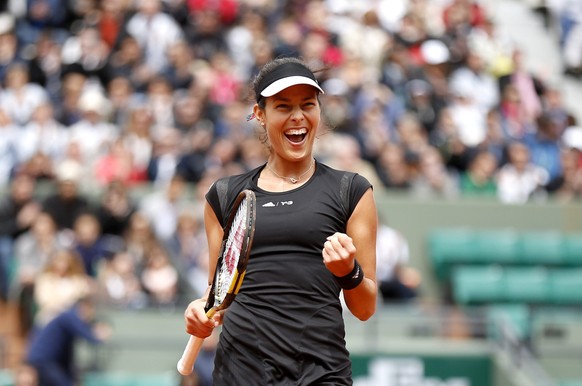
[141,76,177,131]
[449,47,500,115]
[24,296,112,386]
[0,62,49,126]
[479,108,508,165]
[60,24,111,88]
[33,248,93,328]
[70,213,113,278]
[498,48,545,130]
[140,243,179,307]
[68,89,118,168]
[165,211,208,298]
[120,104,155,173]
[497,141,549,204]
[375,142,412,190]
[404,78,440,135]
[94,0,129,51]
[545,145,582,201]
[53,70,87,127]
[186,8,229,63]
[123,211,158,269]
[376,222,421,303]
[15,0,70,46]
[540,86,572,135]
[139,174,190,242]
[94,137,148,187]
[97,250,147,310]
[0,14,20,82]
[411,147,460,199]
[16,102,70,166]
[146,126,183,185]
[162,39,196,91]
[12,212,64,335]
[559,0,582,77]
[41,161,91,232]
[175,123,215,184]
[525,112,564,182]
[0,174,41,300]
[124,0,184,74]
[94,180,137,239]
[106,76,137,128]
[26,31,64,103]
[459,150,498,197]
[325,133,385,190]
[106,35,152,93]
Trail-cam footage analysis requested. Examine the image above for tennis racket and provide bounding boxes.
[177,189,257,376]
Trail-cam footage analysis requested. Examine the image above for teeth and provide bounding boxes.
[285,129,307,135]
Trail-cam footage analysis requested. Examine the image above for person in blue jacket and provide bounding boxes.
[24,296,112,386]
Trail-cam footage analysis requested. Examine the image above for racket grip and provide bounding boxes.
[177,335,204,376]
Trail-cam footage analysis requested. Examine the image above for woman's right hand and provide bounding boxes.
[184,298,217,339]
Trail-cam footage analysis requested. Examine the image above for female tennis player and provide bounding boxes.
[183,57,378,385]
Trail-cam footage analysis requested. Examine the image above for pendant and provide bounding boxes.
[290,178,298,184]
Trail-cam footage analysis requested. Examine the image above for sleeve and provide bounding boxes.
[67,310,102,344]
[347,174,373,217]
[205,177,232,228]
[205,180,222,225]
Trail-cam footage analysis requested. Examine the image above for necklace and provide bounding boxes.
[266,159,315,184]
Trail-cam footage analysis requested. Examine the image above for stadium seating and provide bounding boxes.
[429,228,582,306]
[503,267,550,304]
[452,265,504,304]
[563,234,582,266]
[474,229,521,265]
[452,265,582,306]
[548,268,582,305]
[428,228,478,281]
[517,231,565,266]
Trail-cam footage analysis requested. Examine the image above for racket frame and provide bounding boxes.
[177,189,256,376]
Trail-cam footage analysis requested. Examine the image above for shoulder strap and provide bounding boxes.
[340,172,356,215]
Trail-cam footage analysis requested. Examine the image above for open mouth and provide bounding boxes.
[285,129,307,144]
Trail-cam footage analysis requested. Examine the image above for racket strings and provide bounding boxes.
[215,200,248,303]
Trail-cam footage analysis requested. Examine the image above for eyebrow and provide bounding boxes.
[270,94,318,103]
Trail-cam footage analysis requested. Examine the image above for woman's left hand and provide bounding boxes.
[322,232,357,277]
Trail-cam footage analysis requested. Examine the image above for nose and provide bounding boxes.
[290,106,304,122]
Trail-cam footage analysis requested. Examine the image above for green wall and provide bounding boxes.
[374,192,582,302]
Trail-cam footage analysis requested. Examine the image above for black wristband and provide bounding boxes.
[333,260,364,290]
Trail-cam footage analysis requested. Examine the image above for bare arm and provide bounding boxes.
[322,188,378,320]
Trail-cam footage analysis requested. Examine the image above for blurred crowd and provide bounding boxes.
[540,0,582,78]
[0,0,582,342]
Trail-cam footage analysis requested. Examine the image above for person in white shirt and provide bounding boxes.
[17,102,70,165]
[0,63,49,126]
[125,0,184,73]
[376,223,421,303]
[496,141,549,204]
[68,89,118,168]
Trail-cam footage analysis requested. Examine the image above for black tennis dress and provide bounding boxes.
[205,160,372,386]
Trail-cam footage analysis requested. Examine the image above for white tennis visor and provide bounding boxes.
[260,75,325,97]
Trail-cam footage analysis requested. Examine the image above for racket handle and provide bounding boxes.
[177,335,204,376]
